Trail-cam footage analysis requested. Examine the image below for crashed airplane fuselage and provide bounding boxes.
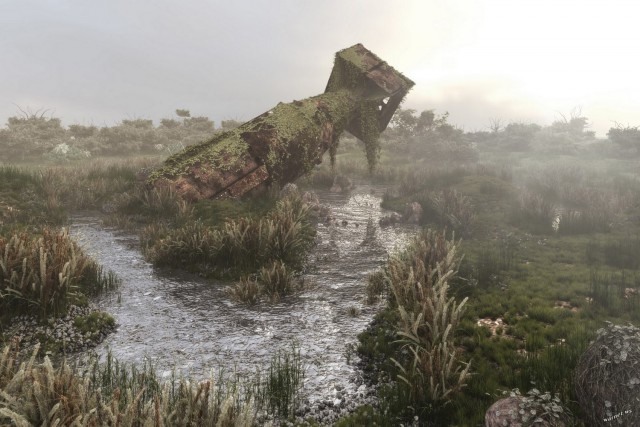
[149,43,414,200]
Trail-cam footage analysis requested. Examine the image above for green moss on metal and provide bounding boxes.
[326,56,368,96]
[358,100,382,172]
[253,90,356,180]
[148,129,249,182]
[150,44,411,192]
[337,46,370,71]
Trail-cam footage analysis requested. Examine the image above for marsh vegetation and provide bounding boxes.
[1,107,640,425]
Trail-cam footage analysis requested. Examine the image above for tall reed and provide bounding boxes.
[257,344,305,419]
[0,343,256,426]
[146,194,315,277]
[385,229,471,417]
[0,228,119,320]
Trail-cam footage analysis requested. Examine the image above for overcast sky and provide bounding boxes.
[2,0,639,136]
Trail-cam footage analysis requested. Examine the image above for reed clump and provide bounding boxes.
[424,189,476,237]
[0,342,256,426]
[386,229,471,418]
[0,228,119,321]
[227,260,304,305]
[257,345,305,419]
[145,194,315,278]
[365,270,387,304]
[510,191,556,234]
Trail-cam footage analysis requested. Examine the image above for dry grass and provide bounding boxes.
[0,342,256,426]
[386,229,471,413]
[0,228,118,320]
[145,194,315,278]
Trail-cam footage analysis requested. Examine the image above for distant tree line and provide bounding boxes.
[0,109,242,162]
[1,106,638,163]
[384,107,640,159]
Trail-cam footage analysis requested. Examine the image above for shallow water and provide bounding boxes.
[71,185,416,403]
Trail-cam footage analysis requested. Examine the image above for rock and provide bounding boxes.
[485,396,526,426]
[402,201,423,224]
[574,322,640,427]
[485,395,567,427]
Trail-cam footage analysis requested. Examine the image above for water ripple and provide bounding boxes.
[70,184,416,403]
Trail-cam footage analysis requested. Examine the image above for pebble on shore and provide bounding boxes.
[2,304,117,355]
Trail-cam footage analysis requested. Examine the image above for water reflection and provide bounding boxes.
[71,185,415,403]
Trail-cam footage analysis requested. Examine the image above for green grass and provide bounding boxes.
[328,142,640,425]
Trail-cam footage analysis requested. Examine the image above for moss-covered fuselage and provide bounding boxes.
[149,43,414,200]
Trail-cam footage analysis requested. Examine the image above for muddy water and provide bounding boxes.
[71,185,416,404]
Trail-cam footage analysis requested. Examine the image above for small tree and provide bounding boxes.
[608,123,640,154]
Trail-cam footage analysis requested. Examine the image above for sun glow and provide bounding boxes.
[395,0,640,134]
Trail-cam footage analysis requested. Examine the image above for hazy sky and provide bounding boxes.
[2,0,639,136]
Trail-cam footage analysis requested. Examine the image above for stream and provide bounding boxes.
[70,184,416,406]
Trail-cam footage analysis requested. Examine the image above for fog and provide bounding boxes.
[3,0,640,135]
[3,3,640,425]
